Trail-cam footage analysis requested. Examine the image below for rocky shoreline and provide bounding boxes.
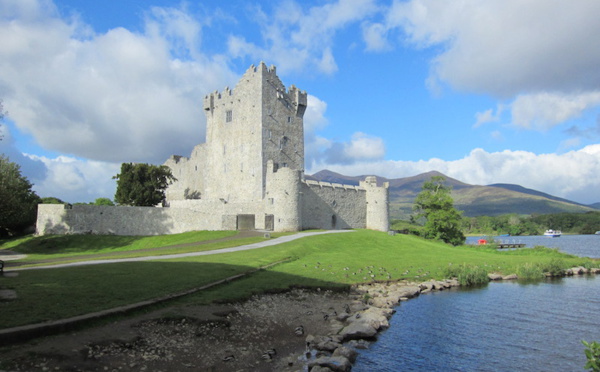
[1,266,598,372]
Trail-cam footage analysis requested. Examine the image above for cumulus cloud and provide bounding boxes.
[510,92,600,130]
[310,145,600,204]
[374,0,600,96]
[0,0,236,164]
[227,0,378,74]
[303,93,386,171]
[27,154,120,203]
[365,0,600,131]
[307,131,386,168]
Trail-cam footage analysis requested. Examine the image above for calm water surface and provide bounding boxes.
[353,235,600,371]
[466,234,600,258]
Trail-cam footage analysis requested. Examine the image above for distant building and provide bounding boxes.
[36,63,389,235]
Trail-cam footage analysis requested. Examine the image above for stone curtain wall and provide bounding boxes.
[301,181,367,230]
[36,202,261,236]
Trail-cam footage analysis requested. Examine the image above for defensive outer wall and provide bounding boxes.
[36,63,389,235]
[35,175,389,235]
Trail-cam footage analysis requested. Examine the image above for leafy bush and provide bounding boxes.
[583,340,600,371]
[444,263,489,286]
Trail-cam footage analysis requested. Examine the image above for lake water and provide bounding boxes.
[353,235,600,371]
[466,234,600,258]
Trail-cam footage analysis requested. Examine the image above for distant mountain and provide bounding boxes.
[488,183,591,207]
[308,170,598,219]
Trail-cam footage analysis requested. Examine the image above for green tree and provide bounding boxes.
[413,176,465,246]
[113,163,176,206]
[92,197,114,206]
[0,154,41,235]
[41,196,65,204]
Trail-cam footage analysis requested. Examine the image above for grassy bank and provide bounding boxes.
[0,230,597,329]
[1,230,290,265]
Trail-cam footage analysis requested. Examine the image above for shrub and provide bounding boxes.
[540,258,566,276]
[583,340,600,371]
[516,263,544,280]
[444,263,489,286]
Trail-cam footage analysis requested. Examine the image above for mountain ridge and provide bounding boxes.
[307,169,598,219]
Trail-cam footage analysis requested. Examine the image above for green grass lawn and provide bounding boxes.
[0,230,596,329]
[0,230,290,265]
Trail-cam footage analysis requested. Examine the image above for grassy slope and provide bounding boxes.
[0,230,596,329]
[0,231,288,264]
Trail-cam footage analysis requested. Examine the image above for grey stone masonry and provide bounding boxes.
[36,63,389,235]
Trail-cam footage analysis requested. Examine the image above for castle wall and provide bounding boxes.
[35,63,390,237]
[36,200,269,236]
[300,180,367,230]
[164,144,207,201]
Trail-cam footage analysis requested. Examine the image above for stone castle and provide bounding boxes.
[36,63,389,235]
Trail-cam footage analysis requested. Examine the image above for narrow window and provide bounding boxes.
[279,136,288,150]
[287,116,292,124]
[226,110,233,122]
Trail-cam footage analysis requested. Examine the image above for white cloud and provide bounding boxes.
[510,92,600,130]
[307,131,386,168]
[27,154,120,203]
[366,0,600,131]
[304,95,329,133]
[227,0,378,74]
[310,145,600,204]
[0,0,236,164]
[344,132,385,160]
[379,0,600,96]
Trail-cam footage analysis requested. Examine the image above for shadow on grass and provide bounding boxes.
[0,260,348,333]
[3,235,144,255]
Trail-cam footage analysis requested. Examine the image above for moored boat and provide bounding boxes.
[544,229,562,237]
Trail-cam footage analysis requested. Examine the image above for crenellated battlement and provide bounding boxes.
[203,62,307,116]
[303,180,364,192]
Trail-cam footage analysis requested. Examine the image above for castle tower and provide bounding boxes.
[201,63,307,202]
[265,160,303,231]
[361,176,390,232]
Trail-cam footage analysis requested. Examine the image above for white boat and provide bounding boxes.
[544,229,562,237]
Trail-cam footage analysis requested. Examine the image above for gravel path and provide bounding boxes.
[9,230,354,271]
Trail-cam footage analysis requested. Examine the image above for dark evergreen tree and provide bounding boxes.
[113,163,176,206]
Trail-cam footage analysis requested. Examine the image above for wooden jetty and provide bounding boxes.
[497,243,526,249]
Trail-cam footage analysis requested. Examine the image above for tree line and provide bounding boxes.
[462,212,600,236]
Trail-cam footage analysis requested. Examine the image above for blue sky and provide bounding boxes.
[1,0,600,204]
